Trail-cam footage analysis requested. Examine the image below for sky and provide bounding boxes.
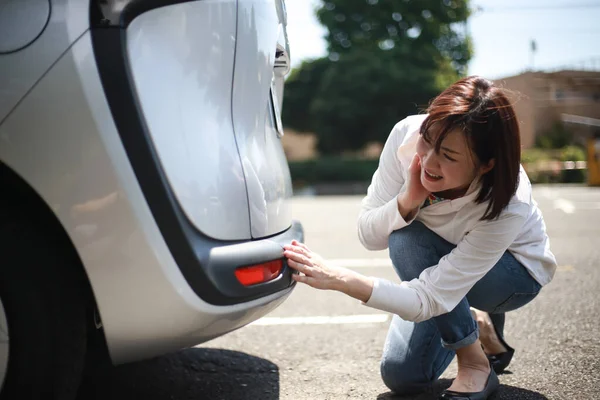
[285,0,600,79]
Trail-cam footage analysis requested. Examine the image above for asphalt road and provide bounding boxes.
[77,185,600,400]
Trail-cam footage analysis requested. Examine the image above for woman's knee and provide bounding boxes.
[380,354,433,395]
[389,220,427,245]
[388,221,449,281]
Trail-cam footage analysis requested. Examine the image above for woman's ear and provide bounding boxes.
[480,158,495,175]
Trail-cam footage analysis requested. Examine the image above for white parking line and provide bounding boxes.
[568,202,600,210]
[250,314,389,326]
[539,187,578,213]
[329,258,578,271]
[250,264,574,327]
[557,265,575,272]
[537,187,557,200]
[554,198,576,214]
[329,258,393,268]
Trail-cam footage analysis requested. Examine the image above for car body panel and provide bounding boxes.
[92,0,299,306]
[0,0,88,123]
[0,0,50,54]
[0,31,295,364]
[232,0,293,239]
[126,0,253,241]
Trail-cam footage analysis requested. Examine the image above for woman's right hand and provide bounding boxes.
[397,154,430,219]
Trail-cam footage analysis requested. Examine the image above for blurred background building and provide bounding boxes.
[500,68,600,148]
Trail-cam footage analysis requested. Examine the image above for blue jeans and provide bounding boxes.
[381,221,542,394]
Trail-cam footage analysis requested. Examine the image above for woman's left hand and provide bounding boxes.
[283,240,374,302]
[283,240,347,291]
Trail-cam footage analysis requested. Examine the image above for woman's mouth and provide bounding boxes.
[424,169,443,181]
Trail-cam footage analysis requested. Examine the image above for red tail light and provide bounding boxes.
[235,259,283,286]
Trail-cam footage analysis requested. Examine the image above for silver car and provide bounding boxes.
[0,0,300,397]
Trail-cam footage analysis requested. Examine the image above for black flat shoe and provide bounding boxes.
[439,367,499,400]
[486,321,515,374]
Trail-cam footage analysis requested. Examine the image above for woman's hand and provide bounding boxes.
[397,154,430,219]
[283,240,347,291]
[283,240,374,302]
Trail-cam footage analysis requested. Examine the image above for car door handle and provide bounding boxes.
[274,42,290,78]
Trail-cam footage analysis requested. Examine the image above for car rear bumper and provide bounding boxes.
[199,220,304,301]
[90,7,301,306]
[0,28,302,365]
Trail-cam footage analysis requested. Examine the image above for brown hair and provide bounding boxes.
[420,76,521,220]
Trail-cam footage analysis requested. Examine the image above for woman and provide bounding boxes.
[283,76,557,400]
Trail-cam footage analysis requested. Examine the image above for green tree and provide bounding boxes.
[281,58,331,133]
[310,51,442,153]
[317,0,471,75]
[282,0,472,155]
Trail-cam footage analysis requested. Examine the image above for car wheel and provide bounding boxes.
[0,212,88,400]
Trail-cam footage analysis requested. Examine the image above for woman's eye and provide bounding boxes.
[444,154,457,162]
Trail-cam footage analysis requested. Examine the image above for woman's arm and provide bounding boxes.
[364,203,530,322]
[283,240,423,321]
[402,204,528,321]
[283,240,374,302]
[357,119,421,250]
[284,203,529,323]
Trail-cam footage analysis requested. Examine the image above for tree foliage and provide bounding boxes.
[281,58,331,133]
[282,0,472,155]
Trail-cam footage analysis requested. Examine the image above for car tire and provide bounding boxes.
[77,308,113,390]
[0,211,88,400]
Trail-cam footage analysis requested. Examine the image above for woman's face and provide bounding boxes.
[416,126,491,197]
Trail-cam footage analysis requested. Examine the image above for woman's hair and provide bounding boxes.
[420,76,521,220]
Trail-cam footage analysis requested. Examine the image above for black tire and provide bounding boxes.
[0,211,88,400]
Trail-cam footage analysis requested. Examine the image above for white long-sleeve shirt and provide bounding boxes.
[359,114,557,323]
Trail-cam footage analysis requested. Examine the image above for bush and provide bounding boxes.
[560,169,586,184]
[559,145,586,162]
[559,145,587,183]
[535,122,574,149]
[521,145,587,184]
[289,157,379,185]
[521,148,555,164]
[290,144,589,187]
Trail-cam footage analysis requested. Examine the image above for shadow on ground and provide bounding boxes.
[77,348,279,400]
[377,379,548,400]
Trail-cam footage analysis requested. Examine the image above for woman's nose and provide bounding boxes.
[421,150,438,169]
